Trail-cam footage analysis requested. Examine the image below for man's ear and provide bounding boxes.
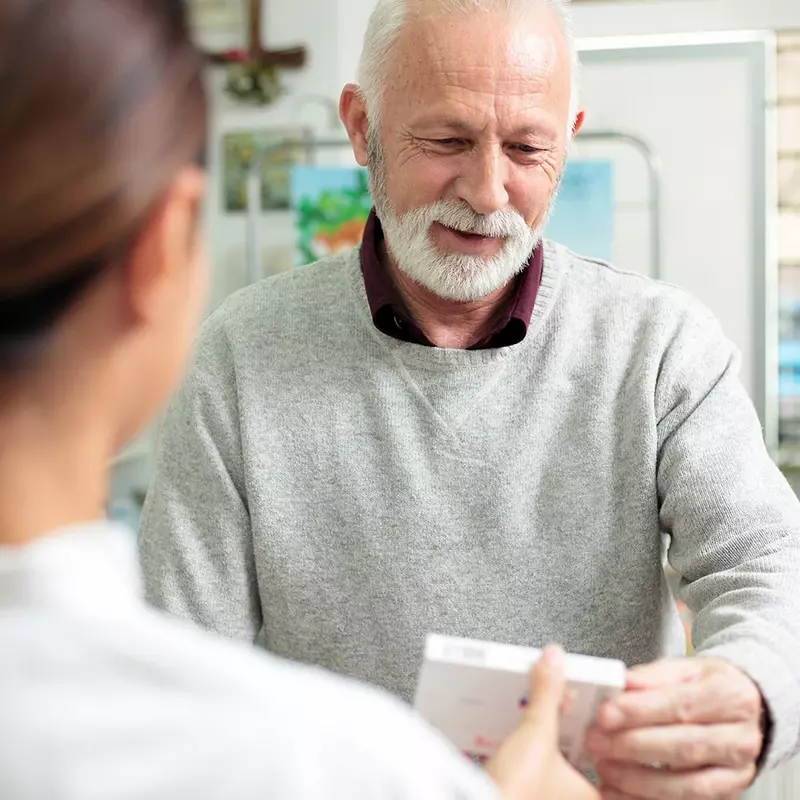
[124,166,205,324]
[340,83,370,167]
[571,109,586,140]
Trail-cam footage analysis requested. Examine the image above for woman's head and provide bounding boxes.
[0,0,207,449]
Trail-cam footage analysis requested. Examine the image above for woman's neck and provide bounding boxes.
[0,389,110,547]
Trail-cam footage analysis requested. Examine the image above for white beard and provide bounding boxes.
[367,133,551,302]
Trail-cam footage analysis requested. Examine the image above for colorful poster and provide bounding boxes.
[544,160,615,262]
[290,167,372,265]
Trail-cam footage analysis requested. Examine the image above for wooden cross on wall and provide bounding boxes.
[206,0,307,71]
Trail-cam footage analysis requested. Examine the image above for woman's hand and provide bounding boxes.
[486,646,600,800]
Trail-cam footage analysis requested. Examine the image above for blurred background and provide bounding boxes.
[108,2,799,793]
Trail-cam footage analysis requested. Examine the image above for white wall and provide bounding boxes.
[204,0,800,310]
[202,0,346,308]
[334,0,800,141]
[197,0,800,348]
[573,40,769,424]
[337,0,800,85]
[197,0,800,312]
[571,0,800,38]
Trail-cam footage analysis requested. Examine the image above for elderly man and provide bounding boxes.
[139,0,800,797]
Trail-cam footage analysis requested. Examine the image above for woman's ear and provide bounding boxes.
[124,166,205,324]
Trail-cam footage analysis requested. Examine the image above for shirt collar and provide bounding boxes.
[359,208,543,349]
[0,520,142,615]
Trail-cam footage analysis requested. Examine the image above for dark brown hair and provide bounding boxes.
[0,0,207,363]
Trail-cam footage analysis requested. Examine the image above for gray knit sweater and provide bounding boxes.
[139,241,800,769]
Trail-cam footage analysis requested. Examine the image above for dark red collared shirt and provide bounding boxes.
[359,210,542,349]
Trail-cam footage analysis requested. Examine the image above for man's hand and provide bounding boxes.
[584,658,764,800]
[486,646,599,800]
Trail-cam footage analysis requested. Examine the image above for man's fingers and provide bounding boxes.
[625,659,701,690]
[586,723,763,770]
[595,680,758,731]
[596,760,755,800]
[523,645,566,730]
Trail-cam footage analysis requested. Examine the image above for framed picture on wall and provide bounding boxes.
[290,167,373,265]
[222,128,313,213]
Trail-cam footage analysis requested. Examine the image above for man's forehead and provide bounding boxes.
[380,16,569,134]
[386,12,568,101]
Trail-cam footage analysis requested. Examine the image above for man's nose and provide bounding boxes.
[455,147,510,216]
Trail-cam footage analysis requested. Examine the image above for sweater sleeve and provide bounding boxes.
[138,315,262,644]
[655,303,800,769]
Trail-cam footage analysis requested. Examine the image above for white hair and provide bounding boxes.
[357,0,581,134]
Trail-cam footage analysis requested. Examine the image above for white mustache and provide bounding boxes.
[404,200,532,240]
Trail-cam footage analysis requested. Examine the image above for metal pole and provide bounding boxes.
[245,163,262,285]
[577,130,664,281]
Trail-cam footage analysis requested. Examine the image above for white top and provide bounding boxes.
[0,522,496,800]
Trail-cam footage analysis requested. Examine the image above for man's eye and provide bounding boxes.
[513,144,542,154]
[432,138,463,147]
